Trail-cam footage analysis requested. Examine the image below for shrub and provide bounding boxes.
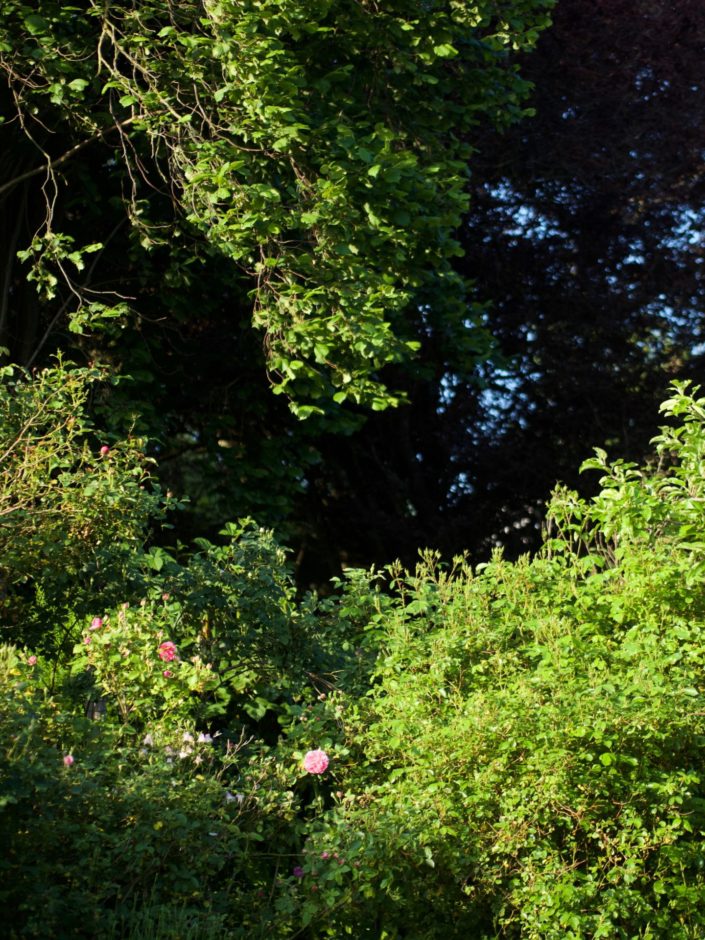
[0,358,170,654]
[295,382,705,938]
[6,364,705,938]
[0,364,343,937]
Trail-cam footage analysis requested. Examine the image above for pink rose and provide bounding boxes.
[158,641,177,662]
[27,655,37,666]
[90,617,103,630]
[63,754,74,767]
[303,749,329,774]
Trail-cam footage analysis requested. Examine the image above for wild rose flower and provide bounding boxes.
[90,617,103,631]
[158,641,177,662]
[27,655,37,666]
[303,749,329,774]
[63,754,74,767]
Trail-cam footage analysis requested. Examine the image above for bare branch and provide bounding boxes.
[0,117,136,202]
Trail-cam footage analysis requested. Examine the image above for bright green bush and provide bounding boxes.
[5,364,705,938]
[298,382,705,938]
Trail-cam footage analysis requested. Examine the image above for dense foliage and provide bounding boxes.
[4,2,701,580]
[0,0,550,409]
[4,364,705,937]
[4,2,705,937]
[299,0,705,571]
[0,0,564,574]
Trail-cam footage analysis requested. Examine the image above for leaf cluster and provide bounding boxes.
[0,0,552,412]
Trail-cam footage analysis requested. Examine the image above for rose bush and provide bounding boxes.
[5,362,705,937]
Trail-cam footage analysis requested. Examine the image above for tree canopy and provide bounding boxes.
[286,0,705,574]
[0,0,562,576]
[0,0,550,407]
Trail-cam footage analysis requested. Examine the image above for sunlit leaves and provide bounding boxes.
[0,0,553,412]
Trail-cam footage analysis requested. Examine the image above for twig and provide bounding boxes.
[0,118,136,201]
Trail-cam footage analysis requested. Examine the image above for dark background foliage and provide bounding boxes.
[293,0,705,575]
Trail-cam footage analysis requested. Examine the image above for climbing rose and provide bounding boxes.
[63,754,74,767]
[158,641,177,662]
[303,749,329,774]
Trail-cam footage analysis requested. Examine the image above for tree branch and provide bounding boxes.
[0,117,136,201]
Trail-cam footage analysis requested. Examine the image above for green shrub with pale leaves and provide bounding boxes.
[5,365,705,938]
[299,382,705,938]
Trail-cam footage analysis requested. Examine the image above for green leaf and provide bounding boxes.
[433,43,458,58]
[23,15,49,35]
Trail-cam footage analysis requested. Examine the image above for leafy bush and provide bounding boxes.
[0,358,170,654]
[5,364,705,938]
[300,382,705,938]
[0,364,346,937]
